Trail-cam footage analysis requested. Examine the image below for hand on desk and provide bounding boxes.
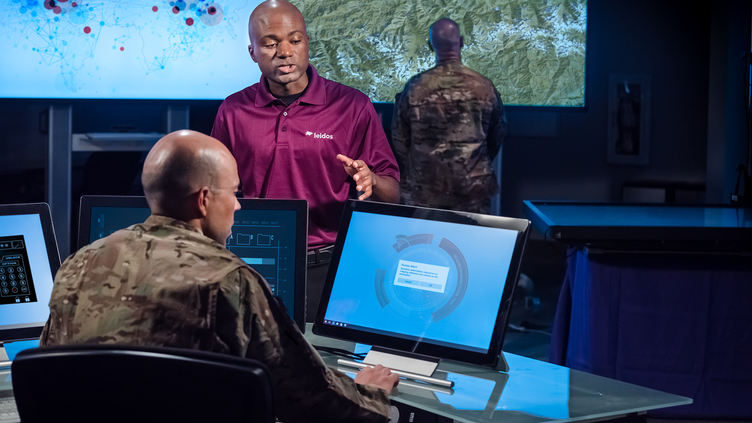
[355,364,400,394]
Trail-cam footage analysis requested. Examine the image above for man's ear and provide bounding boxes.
[196,186,211,217]
[459,36,464,49]
[248,45,257,63]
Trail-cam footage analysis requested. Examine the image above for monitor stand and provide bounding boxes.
[337,347,454,388]
[496,351,509,372]
[0,346,10,369]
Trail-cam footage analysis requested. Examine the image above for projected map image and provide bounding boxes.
[2,0,585,104]
[299,0,587,106]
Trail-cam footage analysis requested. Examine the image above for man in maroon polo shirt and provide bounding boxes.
[211,0,400,321]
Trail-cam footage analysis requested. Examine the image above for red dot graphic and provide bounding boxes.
[186,17,194,26]
[208,6,216,15]
[120,47,124,51]
[152,6,158,12]
[172,6,180,13]
[72,2,77,6]
[83,26,91,34]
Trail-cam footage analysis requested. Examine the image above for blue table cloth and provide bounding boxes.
[550,248,752,419]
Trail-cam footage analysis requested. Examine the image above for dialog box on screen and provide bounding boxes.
[393,260,449,293]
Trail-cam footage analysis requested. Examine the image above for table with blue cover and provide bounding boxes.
[523,201,752,419]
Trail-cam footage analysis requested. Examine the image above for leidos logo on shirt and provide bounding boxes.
[305,131,333,139]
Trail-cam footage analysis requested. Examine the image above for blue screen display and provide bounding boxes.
[323,211,519,353]
[0,0,262,99]
[0,214,56,331]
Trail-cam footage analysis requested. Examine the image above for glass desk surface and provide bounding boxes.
[306,326,691,423]
[0,370,11,392]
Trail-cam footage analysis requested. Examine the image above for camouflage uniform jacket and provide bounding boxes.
[41,215,391,423]
[392,61,507,213]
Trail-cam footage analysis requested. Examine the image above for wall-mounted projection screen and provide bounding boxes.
[0,0,586,106]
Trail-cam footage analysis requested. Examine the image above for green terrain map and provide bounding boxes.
[296,0,586,106]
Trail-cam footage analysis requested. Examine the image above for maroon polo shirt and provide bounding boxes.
[211,65,400,249]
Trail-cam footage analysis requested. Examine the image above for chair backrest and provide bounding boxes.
[11,344,275,423]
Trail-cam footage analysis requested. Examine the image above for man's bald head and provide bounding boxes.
[430,18,463,62]
[249,0,306,35]
[142,130,236,220]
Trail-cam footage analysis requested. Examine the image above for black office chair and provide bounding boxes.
[11,344,275,423]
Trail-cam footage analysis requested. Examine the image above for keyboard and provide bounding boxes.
[0,396,19,423]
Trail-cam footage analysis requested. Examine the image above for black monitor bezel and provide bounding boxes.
[77,195,309,332]
[522,201,752,252]
[77,195,150,249]
[0,203,61,343]
[313,200,530,367]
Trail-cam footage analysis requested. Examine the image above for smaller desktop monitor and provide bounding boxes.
[78,196,308,332]
[0,203,61,344]
[313,200,530,367]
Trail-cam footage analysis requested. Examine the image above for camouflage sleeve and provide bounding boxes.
[487,89,506,161]
[390,88,411,176]
[38,246,86,347]
[214,269,252,356]
[39,316,52,346]
[239,268,391,423]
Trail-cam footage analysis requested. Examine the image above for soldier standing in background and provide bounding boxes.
[41,130,398,423]
[392,18,507,214]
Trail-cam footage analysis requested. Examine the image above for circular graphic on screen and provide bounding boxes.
[373,234,468,322]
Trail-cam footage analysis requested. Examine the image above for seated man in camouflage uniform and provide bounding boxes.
[41,130,398,423]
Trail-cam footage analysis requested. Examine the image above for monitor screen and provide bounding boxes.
[1,0,587,106]
[0,203,61,343]
[78,196,308,332]
[313,200,529,366]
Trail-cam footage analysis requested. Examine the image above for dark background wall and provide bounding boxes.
[502,0,712,219]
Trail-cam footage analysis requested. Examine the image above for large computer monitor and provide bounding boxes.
[78,195,308,332]
[0,203,60,346]
[313,200,530,368]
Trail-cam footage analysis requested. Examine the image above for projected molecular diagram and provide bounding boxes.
[1,0,250,95]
